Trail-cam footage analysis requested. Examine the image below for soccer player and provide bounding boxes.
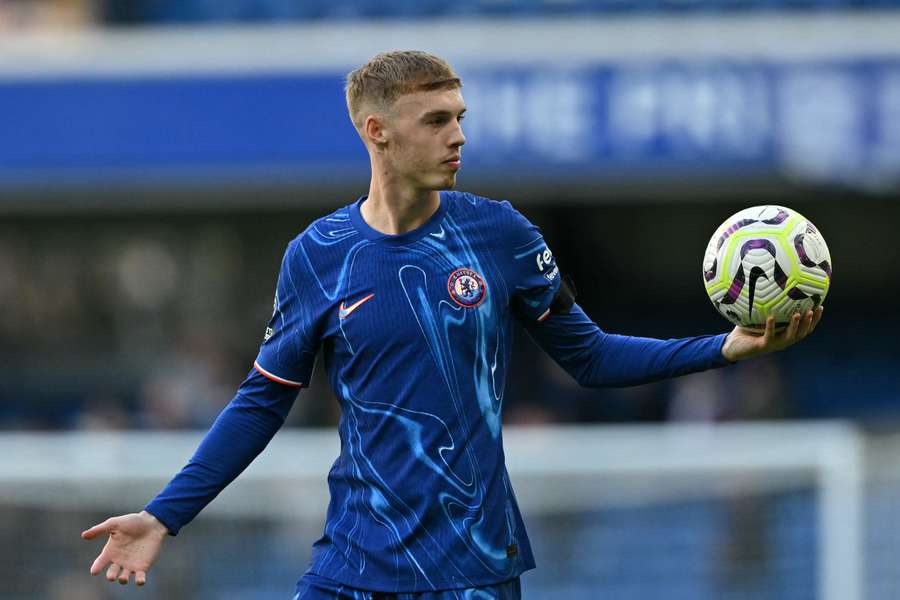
[81,51,823,598]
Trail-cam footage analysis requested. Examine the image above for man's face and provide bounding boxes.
[381,87,466,190]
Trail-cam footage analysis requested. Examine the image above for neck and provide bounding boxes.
[362,165,441,235]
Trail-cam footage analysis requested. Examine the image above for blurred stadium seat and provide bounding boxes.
[99,0,900,24]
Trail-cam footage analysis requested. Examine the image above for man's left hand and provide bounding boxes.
[721,306,824,363]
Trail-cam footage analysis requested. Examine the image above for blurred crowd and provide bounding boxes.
[1,0,897,432]
[0,205,806,433]
[0,211,338,430]
[0,0,93,29]
[3,0,900,32]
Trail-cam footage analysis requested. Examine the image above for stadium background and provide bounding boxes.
[1,1,899,598]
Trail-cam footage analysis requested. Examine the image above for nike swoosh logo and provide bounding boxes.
[747,266,768,320]
[430,226,445,239]
[339,293,375,319]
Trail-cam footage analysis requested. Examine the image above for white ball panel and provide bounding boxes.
[802,233,828,265]
[792,278,829,296]
[750,270,783,304]
[771,293,816,320]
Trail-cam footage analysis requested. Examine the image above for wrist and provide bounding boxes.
[720,332,740,363]
[140,510,170,537]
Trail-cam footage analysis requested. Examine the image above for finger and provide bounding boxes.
[784,312,801,341]
[82,518,116,539]
[810,305,824,333]
[118,569,131,585]
[106,563,121,582]
[90,552,110,576]
[763,316,775,344]
[797,310,814,338]
[136,571,147,586]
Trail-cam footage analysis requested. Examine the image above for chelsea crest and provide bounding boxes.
[447,268,487,308]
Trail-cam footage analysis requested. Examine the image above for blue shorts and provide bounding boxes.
[293,573,522,600]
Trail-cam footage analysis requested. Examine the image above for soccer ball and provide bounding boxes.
[702,205,831,330]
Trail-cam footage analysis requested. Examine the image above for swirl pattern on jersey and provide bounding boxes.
[278,193,550,593]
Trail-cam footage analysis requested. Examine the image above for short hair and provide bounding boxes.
[345,50,461,131]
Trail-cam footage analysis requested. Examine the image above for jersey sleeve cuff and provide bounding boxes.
[143,502,180,537]
[714,332,734,366]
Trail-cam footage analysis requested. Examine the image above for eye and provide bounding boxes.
[457,114,466,122]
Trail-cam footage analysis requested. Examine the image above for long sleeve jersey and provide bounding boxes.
[146,192,730,593]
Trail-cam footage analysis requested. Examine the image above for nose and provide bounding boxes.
[450,120,466,148]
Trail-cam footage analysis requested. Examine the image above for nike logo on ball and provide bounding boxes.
[747,266,768,320]
[339,293,375,319]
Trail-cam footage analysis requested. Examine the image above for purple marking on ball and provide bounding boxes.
[773,262,789,289]
[721,265,746,304]
[740,238,777,259]
[794,233,815,266]
[716,219,758,251]
[794,233,832,278]
[788,287,809,300]
[762,209,790,225]
[704,258,718,282]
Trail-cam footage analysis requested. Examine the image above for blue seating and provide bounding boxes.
[104,0,900,24]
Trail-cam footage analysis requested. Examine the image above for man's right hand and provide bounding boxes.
[81,510,168,586]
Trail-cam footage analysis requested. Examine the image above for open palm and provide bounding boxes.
[81,511,168,586]
[721,306,824,363]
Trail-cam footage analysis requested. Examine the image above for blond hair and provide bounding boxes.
[345,50,461,131]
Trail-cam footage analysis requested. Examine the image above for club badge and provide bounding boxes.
[447,268,487,308]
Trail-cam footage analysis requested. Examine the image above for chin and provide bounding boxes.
[419,173,457,191]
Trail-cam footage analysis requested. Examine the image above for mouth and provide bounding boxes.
[442,156,462,170]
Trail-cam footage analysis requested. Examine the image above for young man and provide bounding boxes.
[82,51,822,599]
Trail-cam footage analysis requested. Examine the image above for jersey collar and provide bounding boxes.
[349,192,449,246]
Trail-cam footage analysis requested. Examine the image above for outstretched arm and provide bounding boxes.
[141,368,299,535]
[522,303,821,388]
[82,367,300,586]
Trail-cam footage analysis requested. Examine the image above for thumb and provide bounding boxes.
[82,517,117,539]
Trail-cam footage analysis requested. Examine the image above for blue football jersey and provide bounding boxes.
[144,190,731,595]
[254,191,560,591]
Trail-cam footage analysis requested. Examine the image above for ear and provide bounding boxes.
[363,114,389,150]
